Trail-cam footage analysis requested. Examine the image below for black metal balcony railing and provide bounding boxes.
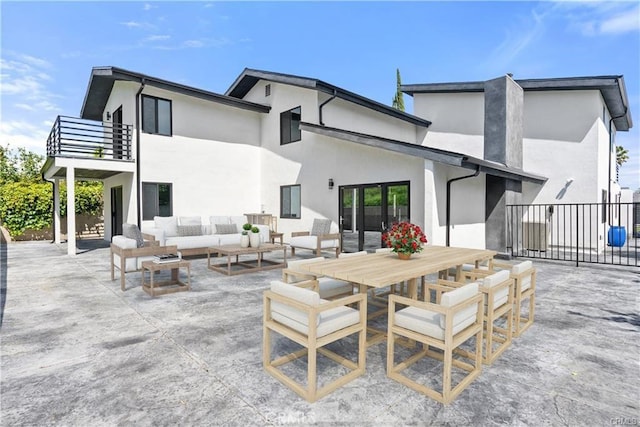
[507,202,639,267]
[46,115,133,160]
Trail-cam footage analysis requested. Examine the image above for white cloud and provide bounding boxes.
[600,6,640,34]
[145,34,171,42]
[143,3,156,11]
[183,39,205,48]
[0,120,50,155]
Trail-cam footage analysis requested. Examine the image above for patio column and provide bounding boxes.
[66,167,76,256]
[53,179,61,244]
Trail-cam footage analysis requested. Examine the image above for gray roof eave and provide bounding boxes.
[300,122,547,184]
[401,75,632,131]
[80,66,271,121]
[226,68,432,128]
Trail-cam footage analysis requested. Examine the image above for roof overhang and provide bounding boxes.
[300,122,547,184]
[402,75,632,131]
[226,68,432,128]
[80,66,271,121]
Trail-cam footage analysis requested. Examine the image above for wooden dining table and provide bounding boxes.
[301,245,497,346]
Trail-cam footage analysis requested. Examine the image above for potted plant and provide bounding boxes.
[381,222,428,260]
[240,223,252,248]
[249,226,261,248]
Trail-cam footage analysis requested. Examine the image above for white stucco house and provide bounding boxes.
[42,67,632,256]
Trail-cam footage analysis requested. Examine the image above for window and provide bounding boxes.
[142,95,172,136]
[265,84,271,97]
[280,106,301,145]
[142,182,173,220]
[280,185,301,219]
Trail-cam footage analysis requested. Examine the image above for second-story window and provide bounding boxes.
[142,95,172,136]
[280,106,301,145]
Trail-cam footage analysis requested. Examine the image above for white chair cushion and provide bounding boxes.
[512,261,533,291]
[338,251,367,258]
[230,216,246,227]
[290,235,339,250]
[270,281,359,338]
[440,282,479,330]
[375,248,393,253]
[154,216,178,237]
[318,278,353,299]
[287,257,325,273]
[480,270,510,309]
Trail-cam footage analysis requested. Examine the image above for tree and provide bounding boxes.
[616,145,629,166]
[0,144,44,183]
[391,68,405,112]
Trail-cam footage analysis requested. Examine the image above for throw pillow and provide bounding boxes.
[122,223,145,248]
[177,225,202,237]
[154,216,178,237]
[310,219,331,236]
[215,224,238,235]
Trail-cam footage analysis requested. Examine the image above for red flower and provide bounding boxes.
[381,221,428,255]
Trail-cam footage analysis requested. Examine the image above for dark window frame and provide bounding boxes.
[142,94,172,136]
[280,184,301,219]
[142,182,173,220]
[280,106,301,145]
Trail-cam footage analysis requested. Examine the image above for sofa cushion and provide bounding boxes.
[210,216,230,228]
[215,223,238,234]
[217,233,241,246]
[310,219,331,236]
[154,216,178,237]
[165,234,219,249]
[177,225,202,237]
[122,223,144,248]
[230,216,246,227]
[179,216,201,226]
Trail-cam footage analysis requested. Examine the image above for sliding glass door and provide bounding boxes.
[339,181,410,252]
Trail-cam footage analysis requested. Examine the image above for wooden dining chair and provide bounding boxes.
[438,269,514,365]
[464,260,536,337]
[263,280,367,402]
[387,282,483,404]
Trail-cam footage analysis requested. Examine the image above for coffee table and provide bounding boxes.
[207,243,287,276]
[141,260,191,297]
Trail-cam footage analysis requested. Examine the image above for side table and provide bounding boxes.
[141,260,191,297]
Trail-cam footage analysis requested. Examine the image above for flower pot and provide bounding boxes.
[397,252,412,260]
[240,234,250,248]
[249,233,261,248]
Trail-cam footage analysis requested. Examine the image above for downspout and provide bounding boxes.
[446,166,480,247]
[607,107,627,226]
[135,79,146,228]
[319,89,337,125]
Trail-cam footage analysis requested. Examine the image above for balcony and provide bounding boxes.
[43,116,135,181]
[46,115,133,161]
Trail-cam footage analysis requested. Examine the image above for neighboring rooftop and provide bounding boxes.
[401,75,633,131]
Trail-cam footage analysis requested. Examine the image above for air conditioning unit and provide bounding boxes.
[523,221,549,251]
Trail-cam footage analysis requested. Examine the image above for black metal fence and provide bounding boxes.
[46,116,132,160]
[507,202,639,267]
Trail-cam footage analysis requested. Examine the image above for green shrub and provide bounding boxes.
[0,180,103,237]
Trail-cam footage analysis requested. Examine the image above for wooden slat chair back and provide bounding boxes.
[263,280,367,402]
[387,282,483,404]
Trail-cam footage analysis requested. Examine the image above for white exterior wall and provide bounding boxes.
[102,173,135,239]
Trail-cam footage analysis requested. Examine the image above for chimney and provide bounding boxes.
[484,74,524,254]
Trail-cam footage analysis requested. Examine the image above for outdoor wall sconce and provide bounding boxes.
[106,111,111,121]
[328,178,334,190]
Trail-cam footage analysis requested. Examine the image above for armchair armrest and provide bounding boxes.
[282,268,318,283]
[318,232,340,241]
[292,231,310,237]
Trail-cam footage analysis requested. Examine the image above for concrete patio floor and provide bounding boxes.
[1,240,638,426]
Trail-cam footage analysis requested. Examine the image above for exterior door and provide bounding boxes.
[112,106,123,159]
[339,181,410,252]
[111,186,123,237]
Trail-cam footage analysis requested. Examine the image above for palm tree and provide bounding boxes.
[616,145,629,166]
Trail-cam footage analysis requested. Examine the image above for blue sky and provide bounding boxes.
[1,1,638,189]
